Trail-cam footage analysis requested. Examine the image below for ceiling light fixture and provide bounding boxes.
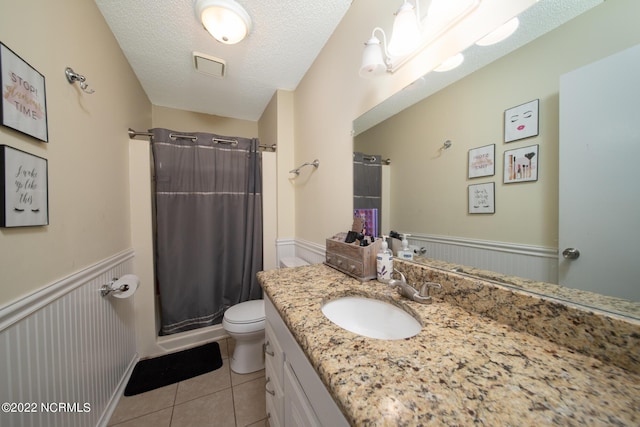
[195,0,252,45]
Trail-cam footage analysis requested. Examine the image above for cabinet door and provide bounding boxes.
[265,295,349,427]
[265,322,284,425]
[283,363,321,427]
[265,365,283,427]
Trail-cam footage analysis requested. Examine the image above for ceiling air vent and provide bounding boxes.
[193,52,226,78]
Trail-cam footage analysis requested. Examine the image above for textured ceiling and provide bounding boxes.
[94,0,352,121]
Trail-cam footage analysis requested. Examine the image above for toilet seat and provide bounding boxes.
[223,300,265,334]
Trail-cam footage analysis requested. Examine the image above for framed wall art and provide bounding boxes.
[468,182,495,214]
[0,42,48,142]
[504,145,539,183]
[504,99,538,143]
[468,144,495,178]
[0,145,49,227]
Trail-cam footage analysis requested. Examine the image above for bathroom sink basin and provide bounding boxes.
[321,296,421,340]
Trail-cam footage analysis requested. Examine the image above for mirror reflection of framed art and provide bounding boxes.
[504,145,539,184]
[504,99,538,143]
[468,182,495,214]
[468,144,495,179]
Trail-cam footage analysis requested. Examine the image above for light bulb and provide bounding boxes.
[388,2,421,57]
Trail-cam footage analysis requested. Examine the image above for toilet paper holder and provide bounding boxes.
[100,274,139,298]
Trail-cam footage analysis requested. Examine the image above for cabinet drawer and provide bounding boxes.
[325,253,364,277]
[265,321,284,385]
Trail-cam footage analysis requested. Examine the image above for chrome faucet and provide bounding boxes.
[388,269,441,304]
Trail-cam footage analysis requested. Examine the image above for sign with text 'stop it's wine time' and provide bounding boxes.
[1,42,48,142]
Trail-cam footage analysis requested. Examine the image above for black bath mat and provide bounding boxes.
[124,342,223,396]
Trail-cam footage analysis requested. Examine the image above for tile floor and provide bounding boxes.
[107,338,268,427]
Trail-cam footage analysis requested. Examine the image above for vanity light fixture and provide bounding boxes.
[360,0,479,78]
[195,0,252,45]
[359,0,424,77]
[475,17,520,46]
[360,27,390,77]
[360,1,531,78]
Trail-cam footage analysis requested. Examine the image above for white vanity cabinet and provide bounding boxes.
[264,295,349,427]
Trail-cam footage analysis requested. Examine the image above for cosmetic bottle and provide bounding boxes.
[397,234,414,260]
[376,236,393,283]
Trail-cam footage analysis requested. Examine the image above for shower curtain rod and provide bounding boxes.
[127,128,277,152]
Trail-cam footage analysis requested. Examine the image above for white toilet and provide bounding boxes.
[223,257,309,374]
[222,299,266,374]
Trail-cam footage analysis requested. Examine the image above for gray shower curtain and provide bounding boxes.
[353,152,382,237]
[151,128,263,335]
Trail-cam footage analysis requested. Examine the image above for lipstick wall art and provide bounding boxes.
[504,99,539,143]
[503,145,538,183]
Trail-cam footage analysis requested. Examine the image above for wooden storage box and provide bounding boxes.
[325,235,382,281]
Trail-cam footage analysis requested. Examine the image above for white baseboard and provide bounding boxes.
[97,354,139,427]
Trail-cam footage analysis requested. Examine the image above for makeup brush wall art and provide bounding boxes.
[504,145,539,183]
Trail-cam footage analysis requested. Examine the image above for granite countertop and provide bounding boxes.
[257,263,640,426]
[411,255,640,320]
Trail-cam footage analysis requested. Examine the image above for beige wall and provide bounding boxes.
[258,94,279,270]
[259,91,296,240]
[0,0,150,305]
[258,90,296,268]
[295,0,640,248]
[152,105,258,137]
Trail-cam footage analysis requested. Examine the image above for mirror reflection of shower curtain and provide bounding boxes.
[353,152,382,237]
[151,128,263,336]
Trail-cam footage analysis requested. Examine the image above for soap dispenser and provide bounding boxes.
[376,235,393,283]
[398,234,414,260]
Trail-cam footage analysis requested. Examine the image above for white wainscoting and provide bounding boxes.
[406,234,558,283]
[276,238,325,268]
[0,250,138,427]
[277,235,558,283]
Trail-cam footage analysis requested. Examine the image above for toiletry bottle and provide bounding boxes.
[376,236,393,283]
[398,234,414,260]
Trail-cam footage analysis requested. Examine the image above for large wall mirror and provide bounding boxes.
[353,0,640,319]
